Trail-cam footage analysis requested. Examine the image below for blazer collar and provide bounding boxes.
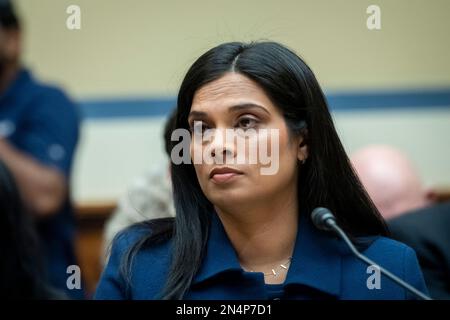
[193,210,344,297]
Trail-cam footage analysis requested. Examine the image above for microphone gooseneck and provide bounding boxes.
[311,207,432,300]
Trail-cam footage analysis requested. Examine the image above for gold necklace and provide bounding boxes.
[242,257,292,277]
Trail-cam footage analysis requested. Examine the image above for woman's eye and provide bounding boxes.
[237,117,258,130]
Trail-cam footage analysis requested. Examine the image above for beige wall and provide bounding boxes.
[15,0,450,97]
[12,0,450,203]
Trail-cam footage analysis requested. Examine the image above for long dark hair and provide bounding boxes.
[122,41,387,299]
[0,160,55,299]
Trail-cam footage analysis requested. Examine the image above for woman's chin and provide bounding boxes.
[208,192,252,208]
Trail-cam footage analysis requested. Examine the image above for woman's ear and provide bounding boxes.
[297,135,309,164]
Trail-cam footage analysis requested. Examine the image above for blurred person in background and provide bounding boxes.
[0,159,64,299]
[389,201,450,299]
[102,111,176,263]
[351,145,435,220]
[0,0,82,298]
[351,144,448,299]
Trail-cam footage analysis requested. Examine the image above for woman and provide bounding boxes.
[95,41,428,300]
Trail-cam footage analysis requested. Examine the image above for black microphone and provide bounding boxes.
[311,207,432,300]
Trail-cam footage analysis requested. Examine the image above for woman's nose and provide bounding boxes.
[208,128,236,163]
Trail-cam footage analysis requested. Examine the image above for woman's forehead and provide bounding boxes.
[191,73,273,112]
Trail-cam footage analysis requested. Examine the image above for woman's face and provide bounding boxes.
[188,72,307,211]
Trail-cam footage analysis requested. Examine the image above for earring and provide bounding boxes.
[300,158,306,165]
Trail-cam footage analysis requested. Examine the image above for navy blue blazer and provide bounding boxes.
[95,213,428,300]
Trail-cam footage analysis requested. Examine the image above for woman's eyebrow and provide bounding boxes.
[188,103,270,120]
[228,103,270,115]
[188,110,208,121]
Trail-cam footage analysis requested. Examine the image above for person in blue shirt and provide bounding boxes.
[0,1,82,299]
[95,41,428,300]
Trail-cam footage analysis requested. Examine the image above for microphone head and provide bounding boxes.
[311,207,336,231]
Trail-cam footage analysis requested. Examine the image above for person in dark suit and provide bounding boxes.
[95,41,428,300]
[389,202,450,299]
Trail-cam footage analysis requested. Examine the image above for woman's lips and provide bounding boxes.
[209,167,244,184]
[210,172,242,184]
